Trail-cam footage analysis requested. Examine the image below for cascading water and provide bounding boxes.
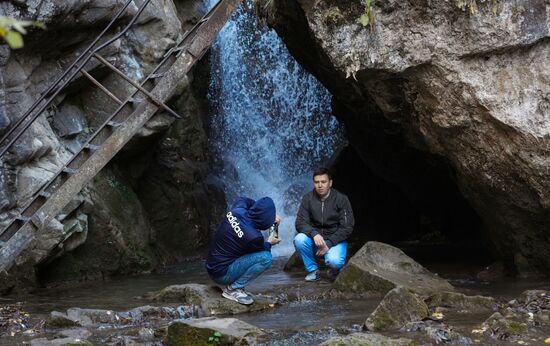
[206,1,345,256]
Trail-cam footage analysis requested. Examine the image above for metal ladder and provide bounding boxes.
[0,0,243,274]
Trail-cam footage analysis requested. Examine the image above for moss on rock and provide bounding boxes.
[365,287,429,331]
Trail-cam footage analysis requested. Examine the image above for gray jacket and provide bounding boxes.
[295,188,354,247]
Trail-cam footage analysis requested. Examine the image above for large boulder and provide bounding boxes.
[258,0,550,275]
[166,317,265,346]
[143,283,277,316]
[364,286,429,331]
[334,241,454,295]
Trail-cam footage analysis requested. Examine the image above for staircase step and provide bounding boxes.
[39,191,52,198]
[16,215,31,222]
[84,143,101,151]
[107,121,122,128]
[149,72,165,79]
[62,167,78,175]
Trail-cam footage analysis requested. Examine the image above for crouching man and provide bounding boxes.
[294,167,354,281]
[206,196,281,305]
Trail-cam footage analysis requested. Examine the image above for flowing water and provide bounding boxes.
[5,259,550,345]
[205,1,345,256]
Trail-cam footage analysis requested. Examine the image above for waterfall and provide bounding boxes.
[206,1,345,256]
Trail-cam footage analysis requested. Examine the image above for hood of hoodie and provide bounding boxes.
[247,197,276,230]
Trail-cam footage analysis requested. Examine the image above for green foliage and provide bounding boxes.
[207,331,222,346]
[359,0,375,29]
[0,16,44,49]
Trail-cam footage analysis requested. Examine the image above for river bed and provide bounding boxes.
[2,258,550,345]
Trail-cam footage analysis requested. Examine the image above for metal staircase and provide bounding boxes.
[0,0,243,277]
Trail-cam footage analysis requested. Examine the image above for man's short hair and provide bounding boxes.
[313,167,332,180]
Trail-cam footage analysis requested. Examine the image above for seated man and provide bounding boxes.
[206,196,281,305]
[294,167,354,281]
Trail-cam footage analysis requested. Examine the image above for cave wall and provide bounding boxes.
[0,0,225,288]
[258,0,550,276]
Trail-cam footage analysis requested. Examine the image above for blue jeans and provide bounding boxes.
[210,251,272,289]
[294,233,347,273]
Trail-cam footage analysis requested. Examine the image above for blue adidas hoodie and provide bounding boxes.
[206,196,276,278]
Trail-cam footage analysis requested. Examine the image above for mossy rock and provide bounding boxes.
[426,291,495,311]
[166,318,264,346]
[334,242,453,296]
[166,323,234,346]
[44,314,81,329]
[483,312,529,340]
[365,286,429,331]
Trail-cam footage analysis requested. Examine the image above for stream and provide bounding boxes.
[3,257,550,345]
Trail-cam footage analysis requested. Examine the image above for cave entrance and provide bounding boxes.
[332,144,493,278]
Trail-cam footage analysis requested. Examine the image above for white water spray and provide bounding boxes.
[206,1,345,256]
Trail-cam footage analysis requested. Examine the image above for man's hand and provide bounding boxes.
[316,243,329,257]
[275,215,281,225]
[268,234,281,245]
[313,234,325,247]
[313,234,328,256]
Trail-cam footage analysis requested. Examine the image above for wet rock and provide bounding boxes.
[334,241,454,295]
[364,286,429,331]
[31,327,92,346]
[482,312,529,341]
[319,332,416,346]
[144,283,277,316]
[30,337,92,346]
[506,290,550,326]
[45,312,81,329]
[426,291,496,312]
[50,305,192,329]
[166,317,264,346]
[516,290,550,308]
[126,305,194,324]
[402,320,473,345]
[65,308,118,326]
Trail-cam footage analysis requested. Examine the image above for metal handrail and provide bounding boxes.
[0,0,153,158]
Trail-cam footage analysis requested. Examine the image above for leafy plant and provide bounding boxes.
[207,331,222,345]
[359,0,375,29]
[0,16,44,49]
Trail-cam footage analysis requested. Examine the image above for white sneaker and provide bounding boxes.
[222,286,254,305]
[305,270,320,282]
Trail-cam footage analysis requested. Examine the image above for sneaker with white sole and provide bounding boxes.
[305,270,320,282]
[222,286,254,305]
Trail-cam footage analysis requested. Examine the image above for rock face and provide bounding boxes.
[0,0,226,287]
[334,241,454,295]
[258,0,550,275]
